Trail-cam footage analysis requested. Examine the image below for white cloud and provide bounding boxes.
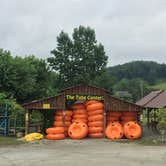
[0,0,165,66]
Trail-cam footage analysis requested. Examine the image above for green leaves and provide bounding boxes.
[0,49,58,103]
[48,26,108,88]
[0,92,24,118]
[156,109,166,132]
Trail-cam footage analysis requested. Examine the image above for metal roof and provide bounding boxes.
[136,90,166,109]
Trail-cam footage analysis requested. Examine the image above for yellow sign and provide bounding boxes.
[66,95,104,101]
[42,103,50,109]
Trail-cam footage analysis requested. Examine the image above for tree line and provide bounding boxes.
[107,61,166,101]
[1,26,166,106]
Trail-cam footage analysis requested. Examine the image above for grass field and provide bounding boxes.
[150,80,166,90]
[0,136,24,146]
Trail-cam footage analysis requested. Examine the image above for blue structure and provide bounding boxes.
[0,104,9,136]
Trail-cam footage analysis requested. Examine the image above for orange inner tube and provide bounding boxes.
[73,109,87,115]
[88,127,103,133]
[107,121,122,126]
[68,122,88,139]
[106,122,123,139]
[46,134,65,140]
[88,121,103,127]
[46,127,64,134]
[88,114,103,122]
[87,102,104,111]
[123,121,142,139]
[72,119,88,123]
[85,100,99,107]
[89,133,103,138]
[54,121,71,127]
[73,114,88,119]
[65,110,73,116]
[88,109,104,116]
[71,103,85,110]
[55,115,71,121]
[56,110,73,116]
[56,110,63,116]
[106,120,119,125]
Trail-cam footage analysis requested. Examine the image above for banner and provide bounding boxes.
[66,95,104,107]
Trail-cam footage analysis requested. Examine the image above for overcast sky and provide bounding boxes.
[0,0,165,66]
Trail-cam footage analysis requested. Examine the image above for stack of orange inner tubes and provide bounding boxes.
[71,103,88,124]
[123,121,142,139]
[86,100,104,138]
[105,121,123,140]
[121,111,138,126]
[68,121,88,139]
[54,110,73,136]
[106,111,121,125]
[46,127,65,140]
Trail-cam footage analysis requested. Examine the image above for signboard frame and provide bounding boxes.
[65,94,104,108]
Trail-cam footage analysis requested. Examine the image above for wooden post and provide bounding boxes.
[14,116,17,135]
[62,109,65,127]
[147,109,150,129]
[154,110,157,131]
[25,109,30,135]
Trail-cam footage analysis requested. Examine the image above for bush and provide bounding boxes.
[0,92,25,126]
[156,108,166,133]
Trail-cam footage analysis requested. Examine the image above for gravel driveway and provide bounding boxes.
[0,139,166,166]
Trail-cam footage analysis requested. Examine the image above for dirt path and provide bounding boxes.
[0,139,166,166]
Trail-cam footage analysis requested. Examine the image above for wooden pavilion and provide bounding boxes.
[23,84,142,135]
[136,90,166,130]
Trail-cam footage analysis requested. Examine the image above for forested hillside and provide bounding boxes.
[107,61,166,102]
[108,61,166,85]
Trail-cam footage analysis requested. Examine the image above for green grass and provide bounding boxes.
[150,80,166,90]
[0,136,24,146]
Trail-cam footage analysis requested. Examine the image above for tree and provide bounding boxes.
[113,78,151,102]
[0,49,58,103]
[48,26,108,88]
[107,61,166,85]
[156,109,166,133]
[90,71,116,93]
[0,92,25,127]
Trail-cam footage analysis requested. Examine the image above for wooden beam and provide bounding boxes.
[25,109,30,135]
[147,109,150,129]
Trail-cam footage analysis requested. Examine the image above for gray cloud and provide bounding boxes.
[0,0,165,66]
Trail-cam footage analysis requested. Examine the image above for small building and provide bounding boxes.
[136,90,166,129]
[136,90,166,109]
[23,84,142,135]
